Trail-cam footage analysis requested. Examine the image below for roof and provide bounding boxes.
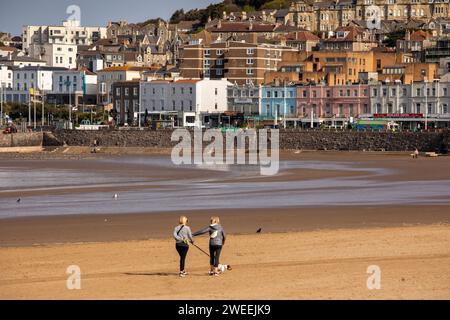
[0,46,17,52]
[208,22,276,33]
[176,20,200,30]
[274,9,289,19]
[11,66,68,71]
[409,30,431,41]
[175,79,200,84]
[286,31,320,42]
[97,66,150,72]
[0,55,45,63]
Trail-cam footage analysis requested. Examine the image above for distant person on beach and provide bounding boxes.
[193,216,226,276]
[173,216,194,278]
[413,148,419,159]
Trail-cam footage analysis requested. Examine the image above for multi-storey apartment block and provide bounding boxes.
[22,19,107,51]
[180,40,297,85]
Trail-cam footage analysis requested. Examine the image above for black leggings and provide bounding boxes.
[176,244,189,271]
[209,245,222,268]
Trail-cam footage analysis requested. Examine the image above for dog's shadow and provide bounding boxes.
[124,272,176,277]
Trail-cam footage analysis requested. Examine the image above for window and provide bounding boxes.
[246,69,254,75]
[125,88,129,96]
[215,88,218,95]
[216,49,223,56]
[246,48,255,55]
[217,59,223,66]
[116,88,121,96]
[204,49,210,56]
[216,69,223,76]
[133,88,138,96]
[246,58,254,65]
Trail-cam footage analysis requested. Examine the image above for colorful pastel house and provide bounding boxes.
[296,84,370,121]
[260,85,298,119]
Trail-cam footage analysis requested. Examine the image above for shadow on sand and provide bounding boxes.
[124,272,177,277]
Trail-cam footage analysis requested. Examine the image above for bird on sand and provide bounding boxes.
[256,228,262,233]
[16,198,21,203]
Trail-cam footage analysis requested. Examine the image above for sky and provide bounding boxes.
[0,0,221,35]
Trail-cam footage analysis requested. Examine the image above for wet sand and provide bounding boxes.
[0,149,450,299]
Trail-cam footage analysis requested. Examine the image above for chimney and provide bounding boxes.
[242,11,247,21]
[223,11,227,19]
[405,30,411,41]
[249,22,253,31]
[218,19,222,29]
[262,11,266,22]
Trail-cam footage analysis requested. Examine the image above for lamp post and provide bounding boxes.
[33,89,36,129]
[64,79,72,129]
[41,90,45,127]
[425,79,428,131]
[138,80,142,129]
[0,82,4,127]
[28,89,31,127]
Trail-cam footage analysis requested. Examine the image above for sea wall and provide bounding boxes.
[0,132,43,148]
[43,129,449,153]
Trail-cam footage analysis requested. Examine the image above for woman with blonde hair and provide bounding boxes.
[173,216,194,278]
[193,216,226,276]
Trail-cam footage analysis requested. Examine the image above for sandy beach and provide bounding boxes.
[0,149,450,299]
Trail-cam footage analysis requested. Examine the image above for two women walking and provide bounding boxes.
[173,216,226,278]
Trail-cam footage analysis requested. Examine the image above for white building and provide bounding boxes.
[49,69,98,106]
[0,55,47,68]
[140,78,232,127]
[368,81,450,130]
[22,19,107,51]
[28,43,77,69]
[0,65,13,89]
[12,66,67,92]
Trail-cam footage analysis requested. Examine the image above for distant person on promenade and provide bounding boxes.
[193,216,226,276]
[413,148,419,159]
[173,216,194,278]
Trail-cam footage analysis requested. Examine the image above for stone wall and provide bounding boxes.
[0,132,43,148]
[44,129,449,153]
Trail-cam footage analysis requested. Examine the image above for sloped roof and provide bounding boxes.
[208,22,276,33]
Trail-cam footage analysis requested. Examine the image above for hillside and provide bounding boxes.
[169,0,290,25]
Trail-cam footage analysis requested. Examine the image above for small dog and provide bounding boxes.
[218,264,232,273]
